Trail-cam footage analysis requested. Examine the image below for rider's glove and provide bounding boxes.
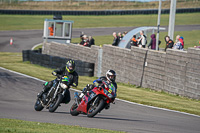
[52,71,57,76]
[72,83,77,87]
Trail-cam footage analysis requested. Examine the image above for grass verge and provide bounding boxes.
[0,118,123,133]
[0,13,200,30]
[0,52,200,116]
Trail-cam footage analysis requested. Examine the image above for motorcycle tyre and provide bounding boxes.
[70,102,80,116]
[49,94,63,113]
[87,98,105,118]
[34,98,44,111]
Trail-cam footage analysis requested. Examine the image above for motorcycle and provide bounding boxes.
[34,75,71,112]
[70,81,116,117]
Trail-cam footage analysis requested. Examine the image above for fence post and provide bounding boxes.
[97,49,103,78]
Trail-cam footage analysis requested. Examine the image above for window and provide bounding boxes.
[55,22,63,37]
[64,23,71,38]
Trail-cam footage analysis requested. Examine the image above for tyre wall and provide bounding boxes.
[22,50,94,77]
[1,8,200,15]
[43,42,100,77]
[42,42,200,99]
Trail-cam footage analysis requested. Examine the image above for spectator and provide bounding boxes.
[118,32,123,41]
[173,38,183,50]
[164,36,174,51]
[112,32,119,46]
[48,24,54,36]
[179,36,184,48]
[127,35,137,49]
[148,34,156,50]
[194,40,200,48]
[79,34,84,45]
[175,35,180,44]
[79,35,89,47]
[131,35,138,47]
[88,36,95,47]
[137,30,147,48]
[122,31,128,37]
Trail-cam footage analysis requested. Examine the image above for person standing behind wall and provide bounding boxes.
[118,32,123,41]
[137,30,147,48]
[148,34,157,50]
[164,35,174,51]
[112,32,119,46]
[88,36,95,47]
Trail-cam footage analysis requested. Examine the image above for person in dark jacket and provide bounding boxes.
[112,32,119,46]
[38,60,78,104]
[118,32,123,41]
[164,36,174,51]
[88,36,95,47]
[148,34,156,50]
[131,35,138,47]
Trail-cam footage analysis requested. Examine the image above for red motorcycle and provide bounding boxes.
[70,81,116,117]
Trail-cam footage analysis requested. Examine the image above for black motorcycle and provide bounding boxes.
[34,75,71,112]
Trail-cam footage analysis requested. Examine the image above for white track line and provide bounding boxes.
[0,66,199,118]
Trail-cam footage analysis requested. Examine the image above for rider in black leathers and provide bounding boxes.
[38,59,78,104]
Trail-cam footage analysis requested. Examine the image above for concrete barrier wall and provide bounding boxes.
[143,50,166,91]
[185,48,200,99]
[101,45,147,86]
[43,42,100,77]
[43,42,200,99]
[163,49,188,96]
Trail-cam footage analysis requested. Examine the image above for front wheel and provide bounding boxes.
[49,94,63,112]
[87,98,105,118]
[34,98,44,111]
[70,102,80,116]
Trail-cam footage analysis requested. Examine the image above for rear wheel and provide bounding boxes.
[70,102,80,116]
[34,98,44,111]
[49,94,63,113]
[87,98,105,118]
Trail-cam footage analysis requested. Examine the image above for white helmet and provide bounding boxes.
[106,70,116,83]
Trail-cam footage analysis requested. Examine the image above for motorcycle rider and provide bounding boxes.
[38,59,78,104]
[79,70,117,109]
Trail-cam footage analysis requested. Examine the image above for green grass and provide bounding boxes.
[0,52,200,116]
[71,30,200,49]
[0,118,123,133]
[0,13,200,30]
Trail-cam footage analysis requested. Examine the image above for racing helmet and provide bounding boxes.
[66,60,75,73]
[106,70,116,83]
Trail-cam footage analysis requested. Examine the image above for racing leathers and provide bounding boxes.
[41,66,78,104]
[79,76,117,102]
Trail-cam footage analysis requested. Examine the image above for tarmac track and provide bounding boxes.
[0,25,200,52]
[1,25,200,132]
[0,67,200,133]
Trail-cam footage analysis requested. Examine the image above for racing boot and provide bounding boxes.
[37,91,44,99]
[38,81,52,98]
[105,103,110,110]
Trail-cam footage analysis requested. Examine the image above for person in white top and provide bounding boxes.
[137,30,147,48]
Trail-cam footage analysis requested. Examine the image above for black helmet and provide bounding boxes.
[106,70,116,82]
[66,60,75,73]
